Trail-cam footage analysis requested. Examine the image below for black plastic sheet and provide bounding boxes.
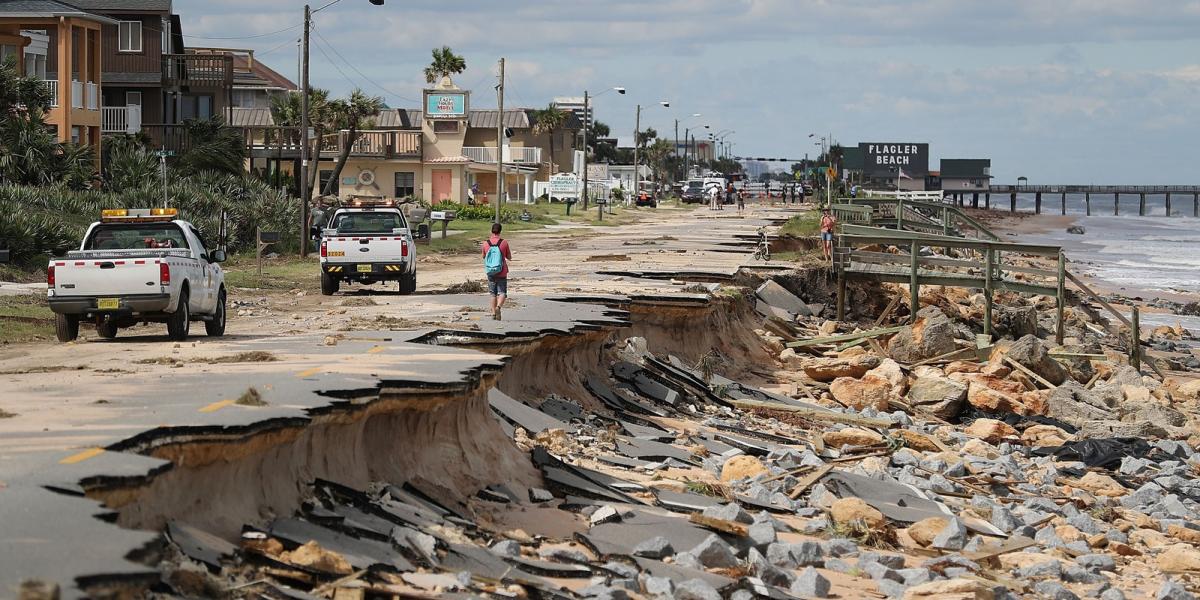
[1030,437,1154,470]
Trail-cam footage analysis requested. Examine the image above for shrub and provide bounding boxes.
[431,201,520,223]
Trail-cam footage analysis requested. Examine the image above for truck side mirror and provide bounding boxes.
[210,249,227,263]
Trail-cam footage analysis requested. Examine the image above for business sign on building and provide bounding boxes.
[424,91,468,119]
[859,143,929,177]
[586,163,609,181]
[549,173,579,196]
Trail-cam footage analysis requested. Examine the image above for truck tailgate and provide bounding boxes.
[53,256,163,296]
[324,235,409,263]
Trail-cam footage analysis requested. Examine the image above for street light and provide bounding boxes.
[675,112,700,178]
[581,86,625,211]
[630,101,669,213]
[299,0,385,257]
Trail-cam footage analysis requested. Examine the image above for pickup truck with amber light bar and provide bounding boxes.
[46,208,227,342]
[319,199,416,295]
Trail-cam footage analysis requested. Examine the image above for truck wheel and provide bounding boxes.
[55,314,79,342]
[320,271,339,296]
[398,271,417,295]
[97,320,118,339]
[205,289,227,337]
[167,290,190,341]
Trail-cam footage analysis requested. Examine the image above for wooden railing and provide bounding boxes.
[839,197,999,240]
[319,130,421,159]
[162,54,233,88]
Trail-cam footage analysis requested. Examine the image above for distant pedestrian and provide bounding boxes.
[820,208,836,261]
[726,183,736,207]
[482,223,513,320]
[708,185,720,210]
[737,188,745,213]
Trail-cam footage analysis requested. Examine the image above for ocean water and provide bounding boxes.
[1015,212,1200,295]
[978,192,1195,217]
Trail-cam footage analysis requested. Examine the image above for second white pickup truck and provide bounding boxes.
[47,208,227,342]
[319,199,417,295]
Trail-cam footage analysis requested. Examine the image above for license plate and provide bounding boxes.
[356,264,372,273]
[97,298,119,310]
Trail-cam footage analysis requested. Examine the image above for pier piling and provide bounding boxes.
[1195,193,1199,217]
[972,192,979,208]
[985,192,990,209]
[1085,192,1091,216]
[1139,193,1146,216]
[1114,192,1119,215]
[1166,192,1172,216]
[1009,192,1016,213]
[1035,192,1042,214]
[1060,192,1067,215]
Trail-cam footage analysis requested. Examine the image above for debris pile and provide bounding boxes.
[153,276,1200,600]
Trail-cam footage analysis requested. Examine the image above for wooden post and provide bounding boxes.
[1131,306,1141,371]
[1166,192,1172,216]
[1035,192,1042,214]
[836,255,847,321]
[909,239,919,323]
[1194,192,1198,217]
[1139,192,1146,216]
[1114,192,1119,215]
[1010,192,1017,213]
[985,192,991,209]
[1060,192,1066,215]
[984,248,994,337]
[896,199,905,231]
[941,206,949,236]
[972,192,979,208]
[1055,251,1066,345]
[1085,192,1091,216]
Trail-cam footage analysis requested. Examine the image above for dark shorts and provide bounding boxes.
[488,276,508,296]
[821,232,833,241]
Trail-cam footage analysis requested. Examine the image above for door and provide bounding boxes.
[432,169,452,203]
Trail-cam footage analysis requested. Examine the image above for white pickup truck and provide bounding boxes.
[47,208,227,342]
[319,199,416,295]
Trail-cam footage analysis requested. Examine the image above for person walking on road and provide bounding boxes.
[708,185,720,210]
[820,208,836,261]
[736,187,745,213]
[482,223,513,321]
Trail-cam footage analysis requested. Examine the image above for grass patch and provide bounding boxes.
[825,521,896,549]
[0,295,55,344]
[235,386,267,406]
[223,253,320,291]
[780,212,821,237]
[203,351,277,364]
[443,279,486,294]
[0,408,17,418]
[684,479,730,499]
[0,364,86,375]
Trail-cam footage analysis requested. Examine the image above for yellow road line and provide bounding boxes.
[367,345,386,354]
[296,367,322,378]
[199,399,235,413]
[60,447,104,464]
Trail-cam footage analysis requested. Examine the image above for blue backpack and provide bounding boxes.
[484,239,504,276]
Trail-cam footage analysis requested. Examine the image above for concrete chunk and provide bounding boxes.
[690,534,738,569]
[791,566,831,598]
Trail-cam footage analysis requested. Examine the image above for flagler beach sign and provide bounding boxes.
[860,142,929,178]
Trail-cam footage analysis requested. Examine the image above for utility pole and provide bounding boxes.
[299,3,311,257]
[582,89,589,211]
[495,57,505,225]
[632,103,641,208]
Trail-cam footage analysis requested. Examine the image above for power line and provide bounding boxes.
[182,23,303,41]
[311,26,417,104]
[310,30,360,90]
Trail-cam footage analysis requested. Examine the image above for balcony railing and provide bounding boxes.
[70,80,82,109]
[163,53,234,88]
[320,130,421,159]
[42,80,58,107]
[463,146,542,164]
[85,82,98,110]
[101,105,142,134]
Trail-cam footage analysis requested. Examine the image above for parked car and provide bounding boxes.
[47,208,227,342]
[681,181,705,204]
[635,191,657,208]
[320,198,417,295]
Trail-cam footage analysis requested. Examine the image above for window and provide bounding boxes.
[179,94,213,120]
[333,212,402,234]
[126,91,142,106]
[232,89,259,108]
[394,172,415,198]
[118,21,142,53]
[84,223,188,251]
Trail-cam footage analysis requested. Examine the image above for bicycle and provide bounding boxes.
[753,227,771,261]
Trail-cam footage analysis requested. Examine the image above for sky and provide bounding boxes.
[174,0,1200,184]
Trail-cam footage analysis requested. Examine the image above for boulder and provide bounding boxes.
[1045,381,1115,428]
[830,497,888,531]
[823,428,884,448]
[1158,544,1200,572]
[953,373,1030,415]
[1176,379,1200,401]
[1120,402,1187,428]
[889,306,959,363]
[830,375,893,411]
[996,306,1039,339]
[902,578,995,600]
[1006,335,1069,385]
[907,517,949,548]
[1021,424,1071,447]
[803,355,882,382]
[964,419,1016,443]
[867,359,908,394]
[944,361,981,375]
[721,455,769,483]
[961,438,999,459]
[907,371,968,420]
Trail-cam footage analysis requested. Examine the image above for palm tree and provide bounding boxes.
[645,139,673,191]
[423,46,466,85]
[270,87,333,200]
[531,105,568,173]
[322,89,385,196]
[175,116,246,176]
[0,57,96,189]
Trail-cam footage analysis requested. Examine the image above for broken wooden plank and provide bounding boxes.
[964,536,1038,563]
[730,399,894,429]
[688,513,749,537]
[788,464,835,499]
[785,325,907,349]
[874,295,902,327]
[907,347,977,368]
[1002,356,1057,389]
